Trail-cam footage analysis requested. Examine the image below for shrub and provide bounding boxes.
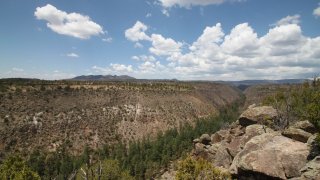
[175,156,231,180]
[0,155,40,180]
[263,79,320,130]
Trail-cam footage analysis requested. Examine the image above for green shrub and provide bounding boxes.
[176,156,231,180]
[263,79,320,129]
[0,155,40,180]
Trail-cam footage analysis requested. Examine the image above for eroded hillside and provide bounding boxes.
[0,80,242,157]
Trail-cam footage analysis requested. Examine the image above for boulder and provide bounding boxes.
[299,156,320,180]
[245,124,274,138]
[239,106,278,127]
[230,125,245,137]
[282,127,312,143]
[199,134,211,145]
[292,120,317,134]
[307,134,320,160]
[226,125,274,158]
[194,143,205,155]
[207,142,233,169]
[230,133,309,179]
[193,138,200,144]
[211,129,230,144]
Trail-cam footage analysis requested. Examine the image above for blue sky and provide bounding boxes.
[0,0,320,80]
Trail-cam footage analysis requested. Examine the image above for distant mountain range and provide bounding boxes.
[221,79,309,91]
[70,75,136,81]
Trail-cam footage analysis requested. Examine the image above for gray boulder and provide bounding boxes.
[292,120,317,134]
[226,125,274,158]
[307,134,320,160]
[230,133,309,179]
[199,134,211,145]
[282,127,312,143]
[211,129,230,144]
[299,156,320,180]
[207,142,233,169]
[239,106,278,127]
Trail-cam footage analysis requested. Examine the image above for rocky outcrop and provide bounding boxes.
[239,106,277,127]
[230,133,309,179]
[192,105,319,180]
[292,120,317,134]
[307,135,320,160]
[282,127,312,143]
[299,156,320,180]
[199,134,211,145]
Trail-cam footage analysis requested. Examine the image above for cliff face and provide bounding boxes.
[0,81,242,156]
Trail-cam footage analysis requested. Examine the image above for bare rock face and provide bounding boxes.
[207,142,233,169]
[292,120,317,134]
[226,125,274,158]
[239,106,278,127]
[299,156,320,180]
[230,133,310,179]
[282,127,312,143]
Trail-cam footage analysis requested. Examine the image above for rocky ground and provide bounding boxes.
[0,81,241,158]
[188,105,320,180]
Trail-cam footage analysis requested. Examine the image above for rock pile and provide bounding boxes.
[193,105,319,180]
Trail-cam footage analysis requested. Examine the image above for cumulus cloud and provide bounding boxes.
[221,23,259,57]
[134,42,144,48]
[35,4,104,39]
[92,64,133,75]
[158,0,242,8]
[132,55,156,62]
[66,53,79,58]
[125,21,150,41]
[125,22,182,55]
[122,16,320,80]
[274,14,300,26]
[314,6,320,17]
[149,34,183,56]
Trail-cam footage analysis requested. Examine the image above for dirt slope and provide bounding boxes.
[0,81,242,156]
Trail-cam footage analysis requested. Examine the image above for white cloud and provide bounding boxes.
[221,23,259,57]
[314,6,320,17]
[12,67,24,72]
[158,0,242,8]
[149,34,183,56]
[134,42,144,48]
[275,14,300,26]
[67,53,79,58]
[125,21,150,42]
[146,13,152,18]
[260,24,306,56]
[102,37,112,42]
[121,16,320,80]
[35,4,104,39]
[110,64,133,72]
[162,9,170,17]
[132,55,156,62]
[92,64,133,75]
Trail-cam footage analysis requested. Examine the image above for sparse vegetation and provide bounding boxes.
[263,78,320,146]
[175,156,231,180]
[262,78,320,129]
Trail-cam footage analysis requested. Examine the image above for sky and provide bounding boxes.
[0,0,320,80]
